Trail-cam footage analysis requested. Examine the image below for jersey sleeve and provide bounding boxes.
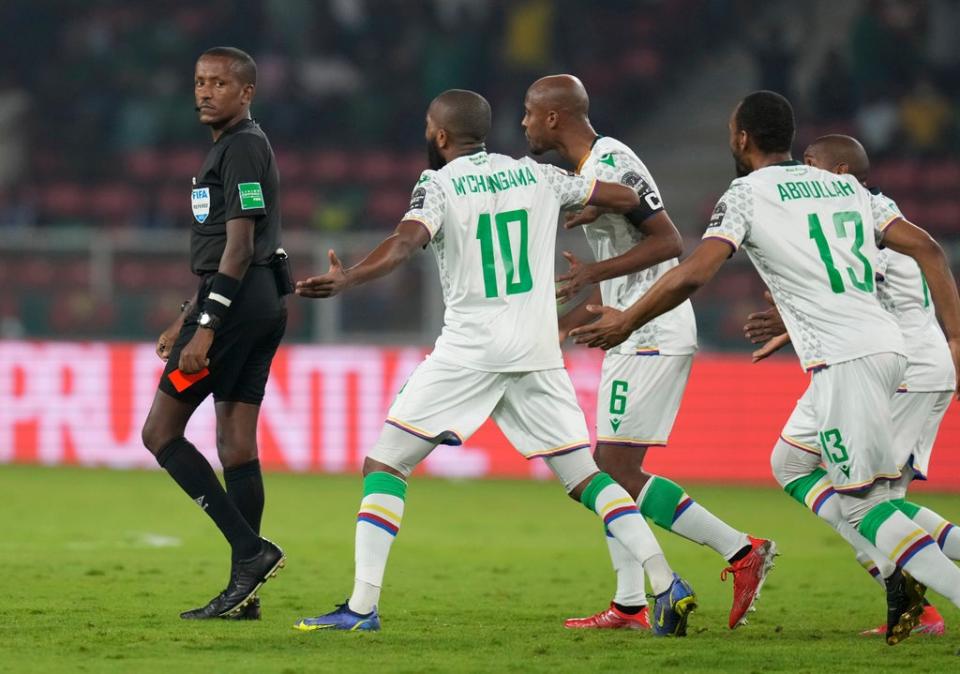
[221,134,270,220]
[702,181,752,253]
[592,151,664,221]
[401,170,447,240]
[870,192,903,242]
[539,164,596,209]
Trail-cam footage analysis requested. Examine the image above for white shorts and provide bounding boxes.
[781,378,951,482]
[384,355,590,459]
[890,389,952,479]
[780,353,905,493]
[595,353,692,448]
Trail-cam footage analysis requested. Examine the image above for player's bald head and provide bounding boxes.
[804,134,870,184]
[427,89,491,145]
[525,74,590,119]
[522,75,591,156]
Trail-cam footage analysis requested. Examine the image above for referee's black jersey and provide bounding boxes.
[189,118,281,274]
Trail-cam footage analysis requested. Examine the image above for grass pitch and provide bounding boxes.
[1,465,958,673]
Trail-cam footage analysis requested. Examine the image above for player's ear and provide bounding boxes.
[835,162,849,176]
[735,129,748,153]
[546,110,559,130]
[436,128,449,149]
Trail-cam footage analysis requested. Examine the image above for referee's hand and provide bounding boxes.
[156,318,184,361]
[179,329,213,374]
[296,250,347,298]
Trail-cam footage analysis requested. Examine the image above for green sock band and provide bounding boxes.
[639,476,684,530]
[363,471,407,500]
[858,501,898,545]
[783,468,828,507]
[581,472,617,513]
[891,498,922,519]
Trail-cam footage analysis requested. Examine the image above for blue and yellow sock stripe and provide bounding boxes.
[890,528,936,567]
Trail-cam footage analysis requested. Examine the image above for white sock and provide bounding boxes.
[861,503,960,608]
[896,501,960,561]
[639,475,749,561]
[583,473,673,595]
[814,488,897,580]
[348,472,406,615]
[856,551,888,587]
[606,534,647,607]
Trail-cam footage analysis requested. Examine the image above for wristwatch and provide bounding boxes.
[198,312,222,331]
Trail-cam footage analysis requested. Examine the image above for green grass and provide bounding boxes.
[1,465,958,673]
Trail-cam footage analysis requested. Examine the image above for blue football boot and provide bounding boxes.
[651,574,698,637]
[294,602,381,632]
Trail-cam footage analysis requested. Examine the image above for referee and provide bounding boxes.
[140,47,287,620]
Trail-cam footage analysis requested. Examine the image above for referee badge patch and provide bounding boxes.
[238,182,265,210]
[191,187,211,223]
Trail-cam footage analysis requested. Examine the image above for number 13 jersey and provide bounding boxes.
[703,161,904,372]
[402,150,596,372]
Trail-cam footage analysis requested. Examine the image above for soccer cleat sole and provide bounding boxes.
[732,540,778,629]
[886,574,926,646]
[672,595,698,637]
[220,555,286,618]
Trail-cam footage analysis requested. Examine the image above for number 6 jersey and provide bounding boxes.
[703,161,904,372]
[402,150,596,372]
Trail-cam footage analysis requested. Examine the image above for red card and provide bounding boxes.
[167,367,210,393]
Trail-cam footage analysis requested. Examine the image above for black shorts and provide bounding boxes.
[159,266,287,406]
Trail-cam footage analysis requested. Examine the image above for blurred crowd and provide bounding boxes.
[0,0,727,231]
[757,0,960,158]
[1,0,958,345]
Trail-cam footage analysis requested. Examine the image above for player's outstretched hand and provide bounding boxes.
[752,332,791,363]
[569,305,630,350]
[296,249,348,299]
[564,206,604,229]
[556,251,595,303]
[743,291,785,343]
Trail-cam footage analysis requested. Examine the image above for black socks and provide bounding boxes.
[614,602,643,615]
[155,438,261,560]
[224,459,265,535]
[728,544,752,564]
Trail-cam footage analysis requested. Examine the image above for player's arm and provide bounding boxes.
[585,180,640,213]
[556,211,683,302]
[570,239,732,349]
[558,285,603,342]
[296,221,429,299]
[881,218,960,395]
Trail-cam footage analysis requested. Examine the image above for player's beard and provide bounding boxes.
[427,136,446,170]
[733,153,751,178]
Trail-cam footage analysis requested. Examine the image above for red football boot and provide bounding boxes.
[564,603,650,630]
[721,536,778,629]
[860,604,946,637]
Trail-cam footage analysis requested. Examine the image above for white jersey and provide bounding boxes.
[872,191,955,392]
[577,136,697,355]
[403,151,595,371]
[703,161,904,371]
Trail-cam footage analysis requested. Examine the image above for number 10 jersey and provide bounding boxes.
[703,161,904,372]
[402,151,596,372]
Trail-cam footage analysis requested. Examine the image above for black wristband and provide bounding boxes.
[202,273,241,320]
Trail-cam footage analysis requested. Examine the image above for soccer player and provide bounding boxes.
[140,47,287,619]
[521,74,775,631]
[570,91,960,645]
[293,89,697,635]
[744,134,958,637]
